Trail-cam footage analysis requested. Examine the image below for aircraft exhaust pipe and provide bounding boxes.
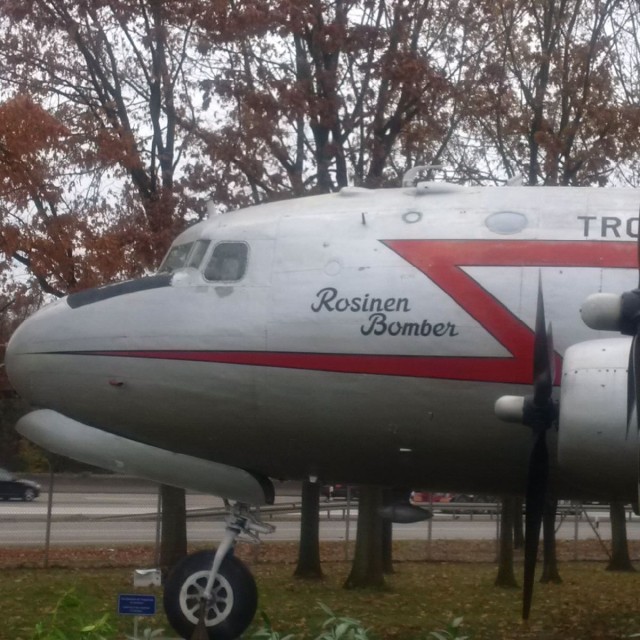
[16,409,274,505]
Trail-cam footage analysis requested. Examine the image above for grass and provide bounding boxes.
[1,568,157,639]
[2,542,640,639]
[255,563,640,640]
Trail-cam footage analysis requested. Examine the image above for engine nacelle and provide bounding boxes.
[558,337,638,503]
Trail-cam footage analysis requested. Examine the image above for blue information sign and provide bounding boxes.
[118,594,157,616]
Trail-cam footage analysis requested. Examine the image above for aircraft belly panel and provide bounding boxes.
[255,368,531,493]
[31,350,531,495]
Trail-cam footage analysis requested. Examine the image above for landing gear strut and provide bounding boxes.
[163,503,275,640]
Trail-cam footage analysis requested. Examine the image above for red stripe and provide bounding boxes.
[77,240,636,385]
[384,239,637,384]
[83,349,531,383]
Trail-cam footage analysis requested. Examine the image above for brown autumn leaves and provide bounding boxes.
[0,0,639,331]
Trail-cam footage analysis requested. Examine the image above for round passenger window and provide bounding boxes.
[485,211,528,235]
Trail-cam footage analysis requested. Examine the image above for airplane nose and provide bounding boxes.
[5,274,174,405]
[6,322,28,400]
[5,307,41,401]
[5,274,174,406]
[4,297,68,403]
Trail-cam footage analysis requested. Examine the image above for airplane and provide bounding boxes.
[5,165,640,639]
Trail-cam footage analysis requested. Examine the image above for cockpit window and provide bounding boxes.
[186,239,211,269]
[203,242,248,282]
[158,242,194,273]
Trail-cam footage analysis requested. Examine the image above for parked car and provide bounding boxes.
[0,468,41,501]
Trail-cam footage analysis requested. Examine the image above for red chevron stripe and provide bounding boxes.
[66,240,637,384]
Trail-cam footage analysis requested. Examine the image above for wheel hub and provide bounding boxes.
[179,570,234,626]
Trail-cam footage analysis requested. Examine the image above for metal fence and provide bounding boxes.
[1,474,637,567]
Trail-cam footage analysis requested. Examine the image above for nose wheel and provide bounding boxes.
[163,502,274,640]
[163,549,257,640]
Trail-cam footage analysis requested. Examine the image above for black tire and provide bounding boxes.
[22,488,36,502]
[163,549,257,640]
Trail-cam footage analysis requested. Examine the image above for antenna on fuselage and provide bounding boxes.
[206,200,221,219]
[402,164,445,187]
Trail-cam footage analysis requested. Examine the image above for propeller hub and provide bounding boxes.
[522,396,558,432]
[494,395,525,423]
[580,293,623,331]
[581,290,640,335]
[620,290,640,336]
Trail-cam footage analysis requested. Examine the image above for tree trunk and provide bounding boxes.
[381,489,394,574]
[381,518,394,574]
[513,497,524,549]
[540,498,562,583]
[159,484,187,578]
[344,485,385,589]
[607,501,635,572]
[294,480,323,579]
[495,496,518,588]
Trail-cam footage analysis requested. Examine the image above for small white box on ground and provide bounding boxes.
[133,568,162,587]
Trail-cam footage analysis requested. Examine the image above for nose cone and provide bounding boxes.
[6,320,28,399]
[6,308,40,400]
[5,298,68,402]
[5,276,175,407]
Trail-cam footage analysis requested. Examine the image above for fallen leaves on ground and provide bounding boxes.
[0,538,630,569]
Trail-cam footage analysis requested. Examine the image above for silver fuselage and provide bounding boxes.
[7,184,640,500]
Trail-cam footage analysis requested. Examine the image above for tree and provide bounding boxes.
[0,0,214,262]
[607,500,635,572]
[294,480,323,579]
[513,497,524,549]
[0,96,106,296]
[344,485,385,589]
[159,484,188,577]
[188,0,489,199]
[495,496,518,588]
[381,489,394,575]
[456,0,640,186]
[540,498,562,584]
[0,0,210,572]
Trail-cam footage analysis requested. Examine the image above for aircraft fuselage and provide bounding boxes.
[7,183,640,501]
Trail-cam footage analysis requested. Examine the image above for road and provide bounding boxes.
[0,481,634,546]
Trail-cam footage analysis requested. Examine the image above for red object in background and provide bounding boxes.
[410,491,453,504]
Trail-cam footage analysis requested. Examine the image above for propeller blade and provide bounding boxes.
[495,275,557,618]
[533,277,553,406]
[633,335,640,436]
[637,206,640,289]
[521,275,555,619]
[547,323,555,387]
[522,429,549,620]
[626,337,636,436]
[632,200,640,430]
